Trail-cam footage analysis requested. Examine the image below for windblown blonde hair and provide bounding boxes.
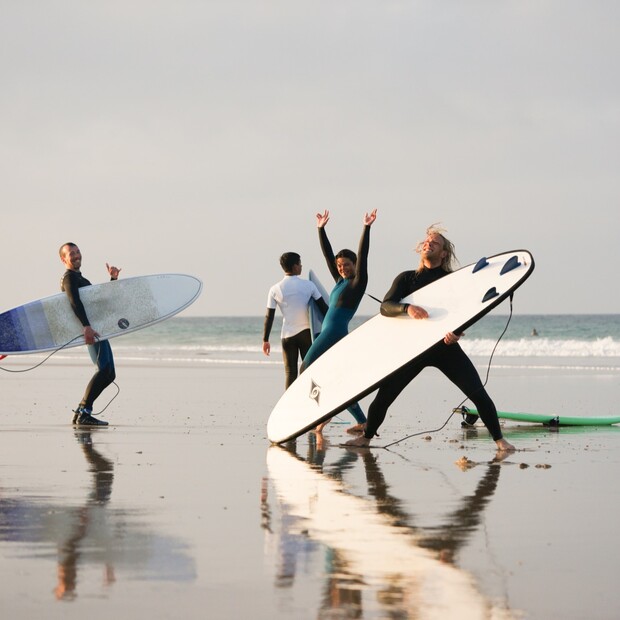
[415,223,458,273]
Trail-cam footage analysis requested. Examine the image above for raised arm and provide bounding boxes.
[349,209,377,291]
[316,210,340,282]
[106,263,121,280]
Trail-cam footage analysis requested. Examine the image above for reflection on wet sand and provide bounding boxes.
[0,429,196,601]
[264,438,517,619]
[54,429,115,600]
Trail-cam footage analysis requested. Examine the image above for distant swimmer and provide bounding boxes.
[531,328,539,336]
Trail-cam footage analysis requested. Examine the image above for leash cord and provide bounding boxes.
[0,335,120,416]
[0,335,84,373]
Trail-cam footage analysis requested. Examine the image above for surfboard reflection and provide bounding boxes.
[263,438,516,619]
[0,430,196,601]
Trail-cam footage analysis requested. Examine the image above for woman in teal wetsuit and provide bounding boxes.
[301,209,378,433]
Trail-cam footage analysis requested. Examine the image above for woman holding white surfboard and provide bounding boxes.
[300,209,378,434]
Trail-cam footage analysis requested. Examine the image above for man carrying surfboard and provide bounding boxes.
[262,252,328,389]
[345,225,515,453]
[59,243,120,427]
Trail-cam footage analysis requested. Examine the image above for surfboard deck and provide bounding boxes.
[461,407,620,426]
[268,250,535,444]
[0,273,202,355]
[308,269,330,340]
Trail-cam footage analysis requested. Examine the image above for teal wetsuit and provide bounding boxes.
[302,278,356,364]
[301,224,371,424]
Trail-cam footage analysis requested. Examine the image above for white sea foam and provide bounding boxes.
[462,337,620,358]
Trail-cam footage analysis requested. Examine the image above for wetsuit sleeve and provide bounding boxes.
[380,272,412,317]
[262,308,276,342]
[352,224,370,291]
[318,227,340,282]
[62,272,91,327]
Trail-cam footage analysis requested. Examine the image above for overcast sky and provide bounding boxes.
[2,1,618,317]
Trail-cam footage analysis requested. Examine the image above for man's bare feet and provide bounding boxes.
[495,437,516,453]
[346,423,366,435]
[343,435,371,448]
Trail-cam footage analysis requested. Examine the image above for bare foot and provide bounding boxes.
[343,435,371,448]
[346,423,366,435]
[495,438,516,453]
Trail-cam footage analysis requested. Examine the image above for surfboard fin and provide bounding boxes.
[482,287,499,302]
[500,255,521,275]
[472,257,489,273]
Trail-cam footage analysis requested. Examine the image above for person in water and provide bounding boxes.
[301,209,378,434]
[345,224,515,454]
[262,251,328,389]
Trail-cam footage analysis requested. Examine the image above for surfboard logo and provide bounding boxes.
[118,318,130,330]
[309,380,321,405]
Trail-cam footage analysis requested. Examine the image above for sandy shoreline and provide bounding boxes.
[1,357,619,619]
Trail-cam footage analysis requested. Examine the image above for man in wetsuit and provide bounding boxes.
[262,252,328,389]
[301,209,378,433]
[345,225,515,453]
[59,242,120,427]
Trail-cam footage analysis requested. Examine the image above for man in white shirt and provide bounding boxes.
[262,252,328,388]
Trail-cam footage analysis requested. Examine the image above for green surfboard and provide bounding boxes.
[458,407,620,427]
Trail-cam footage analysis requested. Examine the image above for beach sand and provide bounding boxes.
[1,356,619,619]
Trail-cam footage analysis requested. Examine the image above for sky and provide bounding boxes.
[2,1,618,317]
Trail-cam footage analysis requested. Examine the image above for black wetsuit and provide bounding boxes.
[363,266,503,441]
[61,270,116,410]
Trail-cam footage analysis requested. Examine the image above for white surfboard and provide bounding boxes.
[308,269,330,340]
[0,274,202,355]
[267,250,535,443]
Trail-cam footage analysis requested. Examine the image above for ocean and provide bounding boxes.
[48,313,620,371]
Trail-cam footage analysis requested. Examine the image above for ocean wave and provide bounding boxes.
[461,337,620,357]
[19,337,617,370]
[112,337,620,358]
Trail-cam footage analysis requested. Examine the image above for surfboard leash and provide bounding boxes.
[0,335,85,373]
[0,335,121,417]
[381,293,515,449]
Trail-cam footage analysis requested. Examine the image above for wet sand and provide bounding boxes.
[1,356,619,619]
